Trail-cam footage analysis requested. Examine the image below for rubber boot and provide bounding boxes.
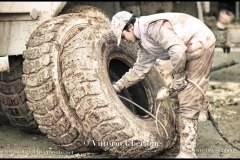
[176,117,198,158]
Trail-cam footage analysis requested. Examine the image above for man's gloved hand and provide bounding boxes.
[156,73,188,101]
[112,81,125,93]
[156,87,170,101]
[169,73,188,94]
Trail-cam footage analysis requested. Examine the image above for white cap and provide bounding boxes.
[111,11,133,46]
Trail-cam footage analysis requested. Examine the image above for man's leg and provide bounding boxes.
[176,83,202,158]
[176,44,215,158]
[176,116,198,158]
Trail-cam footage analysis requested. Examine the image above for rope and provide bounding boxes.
[156,101,165,139]
[117,78,240,151]
[187,78,240,151]
[118,95,169,139]
[186,78,205,96]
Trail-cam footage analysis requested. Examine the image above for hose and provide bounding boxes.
[187,78,240,151]
[156,101,167,139]
[118,95,169,139]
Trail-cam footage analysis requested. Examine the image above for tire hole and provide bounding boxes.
[108,59,150,118]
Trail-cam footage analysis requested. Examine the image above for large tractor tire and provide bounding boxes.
[22,11,110,151]
[72,32,176,158]
[0,56,38,132]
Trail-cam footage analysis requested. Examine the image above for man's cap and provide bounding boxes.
[111,11,133,46]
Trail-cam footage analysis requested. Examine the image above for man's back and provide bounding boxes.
[138,12,216,49]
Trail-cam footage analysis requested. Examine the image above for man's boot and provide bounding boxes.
[176,117,198,158]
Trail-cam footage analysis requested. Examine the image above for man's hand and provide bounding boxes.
[156,74,188,101]
[112,81,125,93]
[169,73,188,93]
[156,87,170,101]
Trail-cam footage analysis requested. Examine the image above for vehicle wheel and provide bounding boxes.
[23,12,109,151]
[68,30,177,158]
[0,55,38,132]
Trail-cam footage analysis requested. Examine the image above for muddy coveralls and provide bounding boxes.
[113,13,216,158]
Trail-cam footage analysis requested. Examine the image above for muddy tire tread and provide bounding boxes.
[0,56,38,132]
[23,12,109,150]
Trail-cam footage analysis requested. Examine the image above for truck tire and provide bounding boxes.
[0,56,38,132]
[68,31,176,158]
[23,12,110,151]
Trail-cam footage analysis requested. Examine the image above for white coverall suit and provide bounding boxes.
[114,12,216,158]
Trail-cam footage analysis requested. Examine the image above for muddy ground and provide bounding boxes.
[0,48,240,158]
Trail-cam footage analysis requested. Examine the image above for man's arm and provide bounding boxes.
[148,20,188,93]
[113,47,157,92]
[148,20,187,75]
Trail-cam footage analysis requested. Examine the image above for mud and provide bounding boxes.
[0,49,240,158]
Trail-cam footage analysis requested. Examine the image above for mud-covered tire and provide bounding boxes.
[23,12,110,151]
[0,56,38,132]
[68,31,176,158]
